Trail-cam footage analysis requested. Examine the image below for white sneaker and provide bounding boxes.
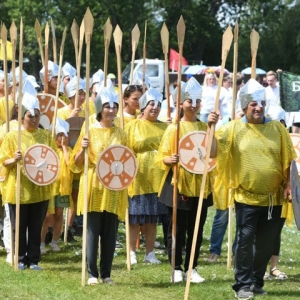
[130,251,137,265]
[6,253,12,264]
[184,269,205,283]
[171,270,183,283]
[40,244,47,254]
[144,251,161,264]
[49,241,61,252]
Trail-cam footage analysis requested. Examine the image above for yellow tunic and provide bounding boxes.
[0,129,58,204]
[156,121,212,198]
[57,107,85,120]
[0,97,14,126]
[69,124,128,221]
[125,119,167,197]
[59,93,70,105]
[215,119,296,206]
[82,99,96,115]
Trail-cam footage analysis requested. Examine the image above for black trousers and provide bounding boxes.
[9,201,49,265]
[86,211,119,279]
[232,202,282,292]
[167,198,208,272]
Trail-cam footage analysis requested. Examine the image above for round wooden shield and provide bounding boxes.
[96,145,138,191]
[290,133,300,174]
[37,93,67,129]
[66,117,85,148]
[23,145,60,186]
[179,130,216,174]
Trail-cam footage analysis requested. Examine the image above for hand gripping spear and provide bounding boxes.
[184,26,233,300]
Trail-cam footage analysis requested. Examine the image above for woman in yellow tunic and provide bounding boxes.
[70,87,127,285]
[125,88,167,265]
[157,77,213,283]
[0,92,57,270]
[57,77,86,242]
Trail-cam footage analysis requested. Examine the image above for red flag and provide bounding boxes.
[169,48,188,71]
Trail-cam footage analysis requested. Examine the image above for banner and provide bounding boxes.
[279,71,300,112]
[169,48,188,71]
[0,39,13,61]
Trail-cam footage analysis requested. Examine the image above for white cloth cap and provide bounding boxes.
[39,60,59,82]
[239,78,265,109]
[65,77,86,98]
[181,77,202,107]
[95,78,114,95]
[172,81,185,104]
[26,75,40,89]
[22,92,40,117]
[94,87,118,115]
[132,71,150,89]
[62,62,76,79]
[15,67,28,83]
[91,69,104,86]
[139,87,163,110]
[54,117,69,137]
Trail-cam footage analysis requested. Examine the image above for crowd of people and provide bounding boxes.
[0,63,296,299]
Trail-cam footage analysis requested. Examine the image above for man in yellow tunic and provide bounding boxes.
[207,79,296,300]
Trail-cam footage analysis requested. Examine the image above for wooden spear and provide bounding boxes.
[113,25,131,271]
[10,21,17,106]
[82,7,94,287]
[129,24,140,85]
[103,18,113,87]
[51,18,57,64]
[250,29,260,79]
[142,21,147,92]
[160,22,170,118]
[170,16,185,284]
[227,22,239,270]
[15,18,23,271]
[51,27,67,139]
[184,26,233,299]
[9,21,17,266]
[44,23,50,93]
[35,19,45,67]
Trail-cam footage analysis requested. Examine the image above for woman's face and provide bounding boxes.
[142,101,161,121]
[22,109,41,131]
[70,90,86,106]
[100,103,118,122]
[207,75,216,87]
[181,99,201,115]
[124,90,142,111]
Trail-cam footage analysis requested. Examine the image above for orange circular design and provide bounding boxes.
[179,130,216,174]
[290,133,300,174]
[96,145,138,191]
[37,93,67,128]
[23,145,60,186]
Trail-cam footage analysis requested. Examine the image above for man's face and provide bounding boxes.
[267,75,277,88]
[244,101,266,124]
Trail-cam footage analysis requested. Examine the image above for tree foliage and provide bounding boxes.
[1,0,300,78]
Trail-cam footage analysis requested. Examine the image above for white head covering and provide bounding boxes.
[94,87,118,116]
[132,71,150,89]
[139,87,163,110]
[39,60,59,82]
[62,62,76,80]
[53,118,69,137]
[22,92,40,117]
[91,69,104,87]
[171,81,185,104]
[239,78,265,109]
[0,70,4,81]
[65,77,86,98]
[181,77,202,107]
[95,78,114,95]
[15,67,28,83]
[26,75,40,89]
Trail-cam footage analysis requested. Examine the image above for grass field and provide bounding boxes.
[1,207,300,300]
